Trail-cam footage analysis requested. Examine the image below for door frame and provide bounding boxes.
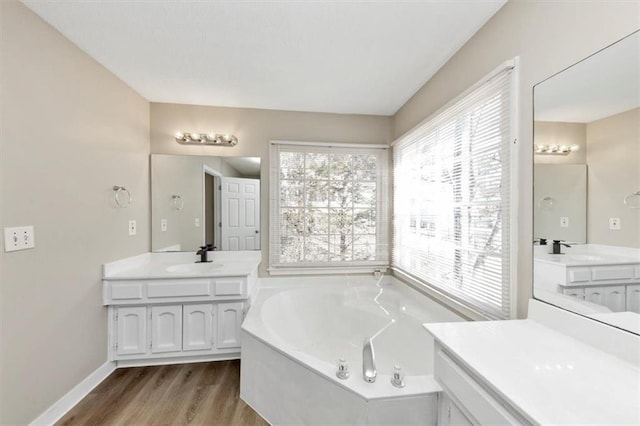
[202,165,222,249]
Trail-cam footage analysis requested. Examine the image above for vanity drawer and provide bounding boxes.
[434,346,525,425]
[147,280,212,298]
[110,282,144,300]
[568,269,591,283]
[591,267,634,282]
[214,278,245,296]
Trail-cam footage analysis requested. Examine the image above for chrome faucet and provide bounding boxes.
[363,338,377,383]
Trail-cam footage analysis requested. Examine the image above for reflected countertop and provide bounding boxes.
[534,244,640,266]
[103,251,261,280]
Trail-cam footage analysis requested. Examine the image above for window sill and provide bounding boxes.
[268,266,388,276]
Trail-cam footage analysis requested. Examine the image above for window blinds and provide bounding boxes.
[392,64,515,319]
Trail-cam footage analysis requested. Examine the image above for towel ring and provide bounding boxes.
[624,191,640,209]
[538,196,554,211]
[113,186,132,208]
[172,195,184,211]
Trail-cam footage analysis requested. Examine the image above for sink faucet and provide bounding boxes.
[363,338,376,383]
[552,240,571,254]
[195,245,212,263]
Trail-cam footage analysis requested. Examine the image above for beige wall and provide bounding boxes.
[150,103,392,274]
[587,108,640,247]
[533,121,587,165]
[392,0,639,318]
[0,2,150,424]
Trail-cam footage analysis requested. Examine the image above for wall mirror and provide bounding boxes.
[151,154,261,252]
[533,30,640,334]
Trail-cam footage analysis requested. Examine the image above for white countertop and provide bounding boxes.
[103,251,261,280]
[424,319,640,425]
[534,244,640,267]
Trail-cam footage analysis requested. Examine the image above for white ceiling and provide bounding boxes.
[22,0,506,116]
[535,31,639,123]
[224,157,261,178]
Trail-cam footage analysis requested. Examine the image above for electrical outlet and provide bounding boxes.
[4,226,35,252]
[194,218,200,227]
[161,219,167,232]
[609,217,621,230]
[560,217,569,228]
[128,220,137,236]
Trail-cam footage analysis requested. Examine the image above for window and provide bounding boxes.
[270,142,389,272]
[393,62,517,319]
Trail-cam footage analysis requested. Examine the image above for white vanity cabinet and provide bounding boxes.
[183,304,214,352]
[626,284,640,312]
[114,306,148,357]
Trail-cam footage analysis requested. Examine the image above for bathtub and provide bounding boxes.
[240,275,464,425]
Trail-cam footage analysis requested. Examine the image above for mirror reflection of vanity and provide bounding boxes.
[151,154,261,252]
[533,31,640,334]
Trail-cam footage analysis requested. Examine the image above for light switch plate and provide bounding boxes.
[4,226,35,252]
[128,220,137,236]
[609,217,621,230]
[161,219,167,232]
[560,217,569,228]
[194,218,200,227]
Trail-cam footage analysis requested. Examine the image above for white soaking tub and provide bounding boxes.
[240,275,464,425]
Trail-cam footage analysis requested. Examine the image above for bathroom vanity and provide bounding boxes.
[425,299,640,425]
[102,251,260,367]
[534,244,640,313]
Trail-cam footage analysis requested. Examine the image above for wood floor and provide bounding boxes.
[56,360,268,426]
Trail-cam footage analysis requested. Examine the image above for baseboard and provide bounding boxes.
[30,361,116,426]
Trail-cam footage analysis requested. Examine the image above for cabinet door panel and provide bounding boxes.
[627,284,640,313]
[217,302,243,349]
[116,306,148,356]
[563,287,585,300]
[151,305,182,353]
[585,287,606,306]
[604,286,626,312]
[183,304,214,351]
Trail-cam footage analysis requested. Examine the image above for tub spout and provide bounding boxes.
[363,338,377,383]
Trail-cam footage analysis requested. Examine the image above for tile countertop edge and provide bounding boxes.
[423,319,640,425]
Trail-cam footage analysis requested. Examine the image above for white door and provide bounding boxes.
[151,305,183,353]
[220,177,260,250]
[627,284,640,313]
[604,286,626,312]
[115,306,148,356]
[183,304,214,351]
[217,302,243,349]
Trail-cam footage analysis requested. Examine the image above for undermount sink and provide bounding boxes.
[165,263,224,273]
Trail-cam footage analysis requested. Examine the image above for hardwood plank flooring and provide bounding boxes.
[56,361,268,426]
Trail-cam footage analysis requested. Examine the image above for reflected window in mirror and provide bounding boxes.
[533,30,640,334]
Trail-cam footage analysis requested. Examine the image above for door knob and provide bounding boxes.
[255,230,259,234]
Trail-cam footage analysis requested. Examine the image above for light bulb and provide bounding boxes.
[190,133,201,141]
[175,132,184,140]
[569,144,580,152]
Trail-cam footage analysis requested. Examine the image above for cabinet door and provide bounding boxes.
[217,302,243,349]
[151,305,183,353]
[437,393,474,426]
[604,286,626,312]
[585,287,606,306]
[183,304,214,351]
[563,287,585,300]
[627,284,640,313]
[116,306,148,356]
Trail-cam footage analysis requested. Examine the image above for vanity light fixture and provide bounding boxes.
[175,132,238,147]
[534,144,580,155]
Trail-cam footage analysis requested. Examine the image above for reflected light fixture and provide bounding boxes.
[175,132,238,146]
[534,144,579,155]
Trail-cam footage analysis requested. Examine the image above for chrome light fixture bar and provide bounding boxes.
[175,132,238,146]
[534,144,579,155]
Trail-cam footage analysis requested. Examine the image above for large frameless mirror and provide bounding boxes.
[151,154,261,252]
[533,30,640,334]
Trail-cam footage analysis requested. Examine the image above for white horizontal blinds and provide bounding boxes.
[393,67,513,319]
[271,143,389,269]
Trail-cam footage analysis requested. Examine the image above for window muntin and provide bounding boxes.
[271,143,389,270]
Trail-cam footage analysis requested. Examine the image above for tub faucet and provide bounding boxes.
[363,338,377,383]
